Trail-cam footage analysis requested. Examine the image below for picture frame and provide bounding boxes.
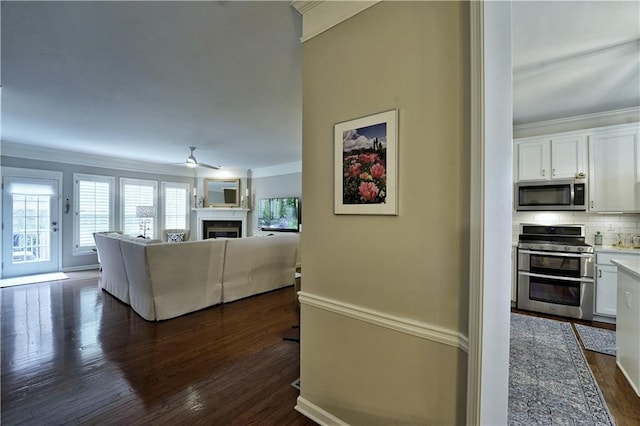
[334,109,398,215]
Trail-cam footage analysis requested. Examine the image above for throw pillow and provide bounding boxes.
[166,232,185,243]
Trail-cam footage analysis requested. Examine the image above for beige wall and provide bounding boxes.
[299,2,470,424]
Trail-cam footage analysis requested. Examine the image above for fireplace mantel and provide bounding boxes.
[193,208,249,240]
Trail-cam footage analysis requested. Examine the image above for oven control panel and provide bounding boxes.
[518,242,594,254]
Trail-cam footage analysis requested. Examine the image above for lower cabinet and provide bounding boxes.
[512,244,517,305]
[595,263,618,316]
[595,251,640,317]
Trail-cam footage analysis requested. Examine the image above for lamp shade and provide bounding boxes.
[136,206,155,218]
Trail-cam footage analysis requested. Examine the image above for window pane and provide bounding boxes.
[122,180,156,238]
[12,194,50,263]
[164,185,187,229]
[75,175,113,252]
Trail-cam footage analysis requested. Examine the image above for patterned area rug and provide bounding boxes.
[509,313,615,425]
[574,324,616,356]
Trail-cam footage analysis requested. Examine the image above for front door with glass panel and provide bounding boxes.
[2,176,60,278]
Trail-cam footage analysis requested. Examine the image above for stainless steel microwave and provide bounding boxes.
[515,178,587,211]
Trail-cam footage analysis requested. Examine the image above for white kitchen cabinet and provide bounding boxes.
[613,259,640,397]
[552,136,587,179]
[512,244,517,305]
[516,139,549,181]
[589,128,640,212]
[515,136,586,181]
[595,263,618,316]
[595,251,640,317]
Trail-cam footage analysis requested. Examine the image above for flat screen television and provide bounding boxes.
[257,197,300,232]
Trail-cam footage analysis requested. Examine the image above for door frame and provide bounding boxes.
[466,1,513,425]
[2,167,63,278]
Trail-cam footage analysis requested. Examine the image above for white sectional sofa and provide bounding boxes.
[222,234,299,303]
[94,233,299,321]
[93,232,161,304]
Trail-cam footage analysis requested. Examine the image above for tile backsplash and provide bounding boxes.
[512,211,640,246]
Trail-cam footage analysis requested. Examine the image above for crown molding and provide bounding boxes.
[513,106,640,139]
[291,0,380,43]
[250,161,302,178]
[0,141,249,178]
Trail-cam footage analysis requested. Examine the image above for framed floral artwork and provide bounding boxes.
[334,109,398,215]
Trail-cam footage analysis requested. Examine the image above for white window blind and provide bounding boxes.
[121,178,157,238]
[74,174,114,253]
[163,183,189,229]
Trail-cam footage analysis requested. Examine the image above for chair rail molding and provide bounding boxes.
[297,292,469,352]
[291,0,380,43]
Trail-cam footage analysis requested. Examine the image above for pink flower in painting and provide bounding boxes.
[359,181,379,202]
[359,153,378,164]
[359,172,373,181]
[348,163,362,177]
[370,163,386,178]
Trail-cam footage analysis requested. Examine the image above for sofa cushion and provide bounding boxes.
[119,234,161,244]
[166,231,185,243]
[163,229,191,242]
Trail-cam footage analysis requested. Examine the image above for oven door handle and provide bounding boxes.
[517,249,593,258]
[518,271,594,283]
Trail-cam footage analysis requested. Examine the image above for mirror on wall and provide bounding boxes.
[204,178,240,207]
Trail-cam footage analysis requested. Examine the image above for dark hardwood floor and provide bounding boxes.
[512,308,640,426]
[2,273,638,425]
[1,272,315,425]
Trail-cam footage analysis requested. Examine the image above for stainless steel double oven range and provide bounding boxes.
[517,224,595,320]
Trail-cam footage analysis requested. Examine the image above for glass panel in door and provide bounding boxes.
[2,177,60,278]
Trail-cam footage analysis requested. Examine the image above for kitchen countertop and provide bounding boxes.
[611,258,640,279]
[594,245,640,254]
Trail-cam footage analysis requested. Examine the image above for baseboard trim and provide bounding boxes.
[298,292,468,352]
[616,360,640,397]
[62,264,100,272]
[295,396,348,426]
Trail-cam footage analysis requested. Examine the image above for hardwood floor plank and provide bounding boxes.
[4,275,637,425]
[1,273,314,425]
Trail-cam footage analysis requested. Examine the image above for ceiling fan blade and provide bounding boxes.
[199,163,220,170]
[184,146,220,169]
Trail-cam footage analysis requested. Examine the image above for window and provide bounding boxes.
[121,178,157,238]
[74,174,114,253]
[163,182,189,230]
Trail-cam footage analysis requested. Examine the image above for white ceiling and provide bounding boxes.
[1,1,302,171]
[512,1,640,125]
[1,1,639,170]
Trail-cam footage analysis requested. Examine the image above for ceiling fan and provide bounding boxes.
[185,146,220,170]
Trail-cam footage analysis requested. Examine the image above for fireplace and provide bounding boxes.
[202,220,242,239]
[194,207,248,240]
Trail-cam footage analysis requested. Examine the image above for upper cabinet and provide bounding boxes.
[515,136,586,181]
[552,136,587,179]
[514,123,640,213]
[588,128,640,212]
[515,139,549,181]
